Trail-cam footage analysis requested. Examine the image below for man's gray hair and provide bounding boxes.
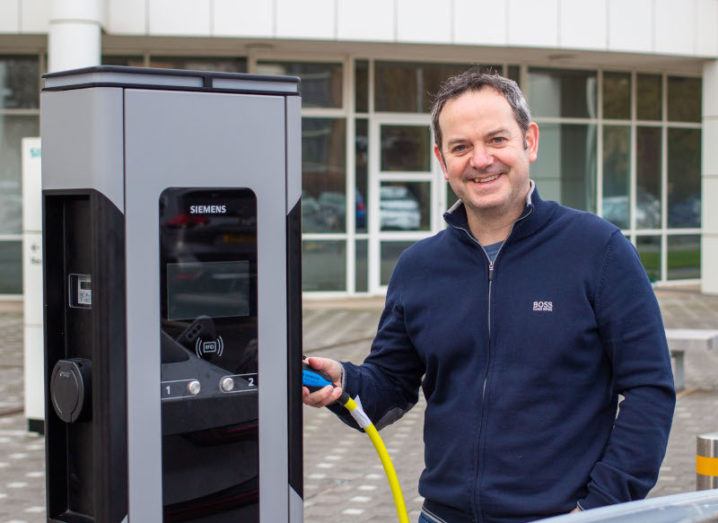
[431,69,532,152]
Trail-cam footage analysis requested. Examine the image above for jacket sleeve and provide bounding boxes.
[328,258,425,431]
[579,231,676,509]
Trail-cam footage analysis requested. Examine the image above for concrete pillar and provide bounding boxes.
[702,60,718,295]
[48,0,103,73]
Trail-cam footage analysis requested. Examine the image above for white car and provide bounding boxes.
[380,185,422,230]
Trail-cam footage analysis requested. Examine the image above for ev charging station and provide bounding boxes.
[40,67,303,522]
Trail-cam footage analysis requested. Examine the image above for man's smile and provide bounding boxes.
[471,174,501,184]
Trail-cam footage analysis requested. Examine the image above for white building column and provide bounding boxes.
[48,0,103,73]
[702,60,718,295]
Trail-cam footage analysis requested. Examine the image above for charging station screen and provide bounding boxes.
[167,260,250,320]
[159,187,259,522]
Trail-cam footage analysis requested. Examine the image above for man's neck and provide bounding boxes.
[466,209,519,245]
[465,184,531,245]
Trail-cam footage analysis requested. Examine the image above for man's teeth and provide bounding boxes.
[473,175,499,183]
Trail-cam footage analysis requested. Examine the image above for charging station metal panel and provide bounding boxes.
[285,95,302,214]
[41,88,125,211]
[124,88,290,522]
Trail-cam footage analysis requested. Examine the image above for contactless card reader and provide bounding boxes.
[41,66,303,522]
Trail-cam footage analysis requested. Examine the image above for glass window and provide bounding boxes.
[602,126,630,229]
[636,235,661,282]
[380,181,431,231]
[667,235,700,280]
[668,128,701,228]
[302,118,347,233]
[531,123,597,212]
[302,241,346,291]
[355,60,369,113]
[257,61,342,108]
[355,119,368,233]
[637,74,662,121]
[150,56,247,72]
[375,62,498,113]
[0,56,40,109]
[527,68,597,118]
[636,127,662,229]
[0,241,22,294]
[1,115,39,234]
[380,125,431,172]
[380,241,413,286]
[603,72,631,119]
[447,184,459,210]
[668,76,701,122]
[103,56,145,67]
[507,65,521,87]
[355,239,368,292]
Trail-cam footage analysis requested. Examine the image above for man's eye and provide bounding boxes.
[451,144,467,153]
[490,137,507,144]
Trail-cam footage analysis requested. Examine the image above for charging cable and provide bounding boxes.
[302,363,410,523]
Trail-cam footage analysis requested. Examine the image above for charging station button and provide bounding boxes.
[218,373,258,393]
[161,378,202,400]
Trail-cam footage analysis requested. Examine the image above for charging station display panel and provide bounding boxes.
[159,188,259,522]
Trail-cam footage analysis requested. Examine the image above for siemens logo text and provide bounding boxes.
[190,205,227,214]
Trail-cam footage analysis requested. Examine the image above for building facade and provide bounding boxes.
[1,0,717,297]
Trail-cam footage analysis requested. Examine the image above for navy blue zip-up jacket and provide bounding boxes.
[333,187,675,522]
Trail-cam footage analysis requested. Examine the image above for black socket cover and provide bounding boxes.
[50,358,92,423]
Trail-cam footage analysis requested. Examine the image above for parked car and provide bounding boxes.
[380,185,422,230]
[602,191,661,229]
[539,488,718,523]
[302,190,368,231]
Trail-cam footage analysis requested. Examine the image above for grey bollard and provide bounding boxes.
[697,432,718,490]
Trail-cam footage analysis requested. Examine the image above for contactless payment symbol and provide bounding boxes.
[195,336,224,358]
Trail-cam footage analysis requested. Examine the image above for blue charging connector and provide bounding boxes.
[301,362,334,391]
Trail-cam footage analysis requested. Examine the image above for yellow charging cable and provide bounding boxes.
[342,396,410,523]
[302,363,409,522]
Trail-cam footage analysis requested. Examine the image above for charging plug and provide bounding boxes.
[302,362,335,392]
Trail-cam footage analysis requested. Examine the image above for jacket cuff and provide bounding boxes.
[340,361,361,397]
[578,487,615,510]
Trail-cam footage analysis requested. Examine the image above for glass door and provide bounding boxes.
[369,116,444,293]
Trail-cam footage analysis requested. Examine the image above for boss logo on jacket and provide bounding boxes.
[532,300,553,312]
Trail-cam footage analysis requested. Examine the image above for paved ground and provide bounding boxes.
[1,286,717,522]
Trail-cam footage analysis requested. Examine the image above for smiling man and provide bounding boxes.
[435,83,536,249]
[303,71,675,522]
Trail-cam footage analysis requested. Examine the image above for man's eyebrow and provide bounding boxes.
[486,128,510,137]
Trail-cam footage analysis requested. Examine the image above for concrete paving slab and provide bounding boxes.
[0,285,716,521]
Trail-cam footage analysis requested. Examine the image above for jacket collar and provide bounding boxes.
[443,180,556,242]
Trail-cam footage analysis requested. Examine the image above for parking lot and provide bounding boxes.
[1,286,717,521]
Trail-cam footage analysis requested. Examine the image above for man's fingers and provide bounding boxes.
[305,356,341,384]
[302,384,343,408]
[305,356,327,371]
[303,385,333,407]
[329,386,344,403]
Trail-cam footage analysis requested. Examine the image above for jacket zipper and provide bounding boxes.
[449,205,533,523]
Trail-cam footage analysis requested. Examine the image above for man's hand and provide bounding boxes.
[302,356,344,408]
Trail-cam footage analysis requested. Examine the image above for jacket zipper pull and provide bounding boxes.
[488,262,494,281]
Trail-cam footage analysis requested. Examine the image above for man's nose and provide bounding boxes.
[469,144,493,169]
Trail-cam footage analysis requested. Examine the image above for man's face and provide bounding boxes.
[434,88,539,217]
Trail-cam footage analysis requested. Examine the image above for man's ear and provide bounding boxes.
[434,144,449,180]
[525,122,540,163]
